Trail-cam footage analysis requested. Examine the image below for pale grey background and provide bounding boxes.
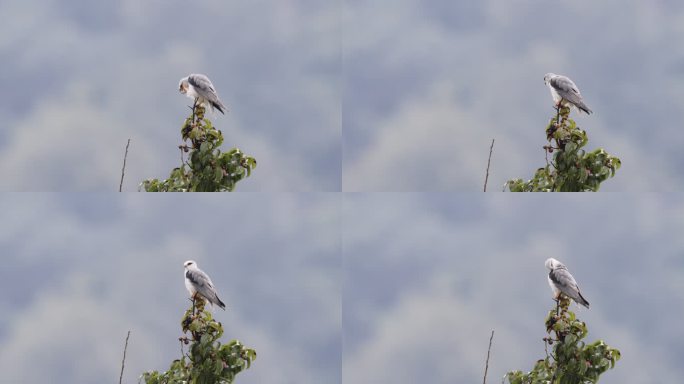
[0,194,341,383]
[0,0,341,191]
[1,194,682,383]
[5,0,681,192]
[343,0,684,191]
[344,194,684,383]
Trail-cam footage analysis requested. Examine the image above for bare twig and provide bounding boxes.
[483,330,494,384]
[190,98,198,123]
[484,139,495,192]
[119,330,131,384]
[119,139,131,192]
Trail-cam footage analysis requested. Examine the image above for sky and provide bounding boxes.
[0,0,341,191]
[2,0,683,192]
[343,194,684,383]
[2,1,684,383]
[1,194,683,383]
[343,0,684,191]
[0,194,341,383]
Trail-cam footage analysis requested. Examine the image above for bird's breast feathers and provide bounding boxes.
[185,84,199,99]
[547,275,560,297]
[185,271,197,295]
[548,86,562,103]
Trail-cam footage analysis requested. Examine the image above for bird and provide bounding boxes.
[543,73,592,114]
[545,258,590,308]
[183,260,226,310]
[178,74,227,114]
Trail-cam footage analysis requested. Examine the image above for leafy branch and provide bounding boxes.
[141,298,256,384]
[504,296,620,384]
[507,106,620,192]
[141,105,256,192]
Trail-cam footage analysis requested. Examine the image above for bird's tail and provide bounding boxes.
[216,296,226,310]
[577,292,590,308]
[211,100,227,114]
[577,101,592,114]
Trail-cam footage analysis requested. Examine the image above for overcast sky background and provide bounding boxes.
[344,0,684,191]
[0,0,340,191]
[1,194,682,383]
[0,194,341,383]
[2,0,684,383]
[3,0,683,192]
[344,194,684,383]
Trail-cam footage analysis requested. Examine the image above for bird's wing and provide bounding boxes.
[550,76,587,107]
[549,266,581,298]
[186,268,219,300]
[188,75,219,101]
[550,76,580,94]
[188,74,217,94]
[188,74,226,113]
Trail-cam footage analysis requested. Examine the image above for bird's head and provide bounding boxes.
[178,77,189,94]
[543,73,555,85]
[184,260,197,270]
[545,258,561,270]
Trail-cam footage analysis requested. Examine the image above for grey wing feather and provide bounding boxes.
[550,267,590,308]
[551,76,592,114]
[551,76,580,94]
[186,269,225,309]
[188,74,226,113]
[186,269,215,294]
[188,74,216,93]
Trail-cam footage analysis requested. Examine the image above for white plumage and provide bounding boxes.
[545,258,590,308]
[184,260,226,310]
[178,73,227,114]
[543,73,592,114]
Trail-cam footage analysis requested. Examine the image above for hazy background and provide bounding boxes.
[5,0,681,192]
[0,194,341,383]
[0,0,341,191]
[2,194,682,383]
[343,0,684,191]
[344,194,684,383]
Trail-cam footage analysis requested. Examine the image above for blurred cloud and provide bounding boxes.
[343,194,684,383]
[0,0,341,191]
[343,0,684,191]
[0,194,341,383]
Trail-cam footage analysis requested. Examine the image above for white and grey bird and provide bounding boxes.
[178,74,227,114]
[545,258,590,308]
[543,73,592,114]
[184,260,226,310]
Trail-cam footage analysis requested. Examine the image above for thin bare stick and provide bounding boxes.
[119,139,131,192]
[483,330,494,384]
[484,139,495,192]
[119,330,131,384]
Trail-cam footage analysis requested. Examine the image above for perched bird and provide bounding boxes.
[184,260,226,310]
[178,74,227,114]
[545,258,590,308]
[543,73,592,114]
